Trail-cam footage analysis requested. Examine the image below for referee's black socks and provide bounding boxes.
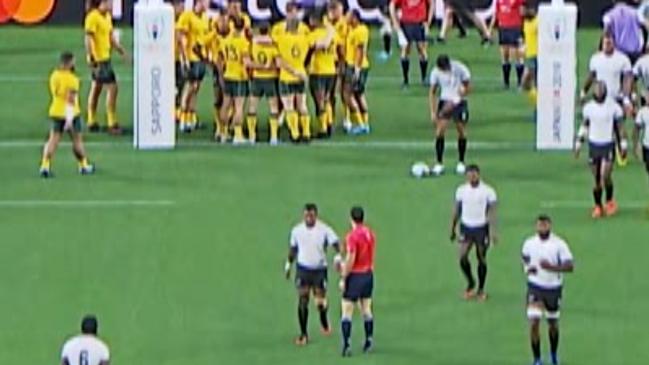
[401,58,410,85]
[502,62,512,88]
[363,315,374,341]
[298,296,309,337]
[317,303,329,330]
[419,57,428,83]
[341,318,352,347]
[458,138,467,163]
[516,62,525,87]
[383,33,392,55]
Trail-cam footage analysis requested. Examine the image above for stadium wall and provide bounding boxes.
[0,0,612,26]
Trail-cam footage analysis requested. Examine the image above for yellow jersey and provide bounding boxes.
[308,27,338,76]
[204,28,225,64]
[176,10,211,62]
[271,20,310,41]
[48,69,81,119]
[345,24,370,68]
[523,16,538,58]
[228,13,252,34]
[221,33,251,81]
[276,33,311,83]
[251,39,279,79]
[84,9,113,62]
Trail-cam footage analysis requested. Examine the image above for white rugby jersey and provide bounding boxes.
[635,106,649,147]
[588,51,632,99]
[522,234,573,289]
[633,54,649,89]
[455,182,497,228]
[290,220,339,269]
[582,100,623,145]
[61,335,110,365]
[429,60,471,103]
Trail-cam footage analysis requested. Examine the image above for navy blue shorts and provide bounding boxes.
[437,100,469,122]
[343,272,374,301]
[401,22,426,43]
[588,142,615,164]
[459,224,489,247]
[499,27,523,47]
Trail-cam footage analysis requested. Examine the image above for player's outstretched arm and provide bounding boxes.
[285,246,297,280]
[84,32,96,65]
[429,84,439,122]
[389,2,400,32]
[110,32,128,61]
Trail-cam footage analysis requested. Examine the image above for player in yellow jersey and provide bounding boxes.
[521,3,538,107]
[326,0,349,133]
[217,18,252,145]
[84,0,128,135]
[177,0,210,132]
[276,19,312,142]
[249,22,281,145]
[227,0,252,38]
[343,10,371,135]
[207,8,230,139]
[173,0,186,124]
[271,2,310,40]
[40,52,94,178]
[307,12,337,138]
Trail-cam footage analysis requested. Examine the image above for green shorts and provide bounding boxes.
[188,61,207,82]
[223,80,249,97]
[50,116,82,133]
[344,66,369,94]
[251,78,278,98]
[279,81,306,96]
[525,57,538,70]
[309,75,336,93]
[175,62,186,91]
[92,60,116,84]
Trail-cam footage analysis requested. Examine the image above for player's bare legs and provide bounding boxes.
[281,94,299,142]
[247,95,260,143]
[548,319,560,365]
[296,93,310,141]
[474,240,488,300]
[458,241,476,299]
[218,94,233,143]
[296,286,310,345]
[313,288,331,334]
[601,159,617,216]
[456,121,468,167]
[87,81,102,131]
[231,96,246,144]
[268,96,280,144]
[213,83,224,140]
[40,130,62,176]
[434,116,449,169]
[105,82,120,133]
[590,158,615,217]
[343,83,361,132]
[359,298,374,352]
[355,93,369,132]
[314,87,328,137]
[438,8,453,42]
[529,316,542,365]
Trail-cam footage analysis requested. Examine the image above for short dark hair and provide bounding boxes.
[537,214,552,223]
[286,1,299,11]
[350,9,361,20]
[232,16,245,31]
[350,206,364,223]
[466,164,480,173]
[304,203,318,213]
[60,51,74,65]
[257,21,270,35]
[81,315,98,335]
[436,54,451,70]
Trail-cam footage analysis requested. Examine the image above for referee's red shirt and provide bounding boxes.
[346,224,376,274]
[392,0,429,24]
[495,0,524,28]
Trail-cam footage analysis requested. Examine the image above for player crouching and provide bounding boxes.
[40,52,94,178]
[575,81,627,218]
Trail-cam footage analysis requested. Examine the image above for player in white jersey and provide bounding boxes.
[61,315,110,365]
[633,52,649,99]
[575,81,628,218]
[429,54,471,176]
[581,33,633,166]
[450,164,497,301]
[634,101,649,180]
[285,203,341,346]
[521,215,574,365]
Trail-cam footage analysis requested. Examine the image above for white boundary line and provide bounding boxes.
[541,201,648,209]
[0,139,532,150]
[0,200,175,207]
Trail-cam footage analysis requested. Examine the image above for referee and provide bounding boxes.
[285,203,341,346]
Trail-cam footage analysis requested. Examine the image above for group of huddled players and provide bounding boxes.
[173,0,371,145]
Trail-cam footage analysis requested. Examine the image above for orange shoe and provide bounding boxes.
[477,291,488,302]
[591,206,603,219]
[321,326,332,336]
[605,200,618,216]
[463,289,476,300]
[294,335,308,346]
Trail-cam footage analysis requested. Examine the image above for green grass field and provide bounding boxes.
[0,26,648,365]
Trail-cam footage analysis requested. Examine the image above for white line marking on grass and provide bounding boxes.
[0,139,532,150]
[541,201,648,209]
[0,200,175,207]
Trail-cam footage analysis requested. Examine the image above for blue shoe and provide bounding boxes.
[377,51,390,61]
[79,164,95,175]
[350,126,365,136]
[533,360,543,365]
[361,125,371,134]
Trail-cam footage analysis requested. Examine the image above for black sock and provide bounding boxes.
[317,304,329,330]
[364,316,374,341]
[477,262,487,291]
[341,319,352,347]
[420,58,428,82]
[549,328,559,356]
[435,137,445,164]
[605,183,614,202]
[401,58,410,85]
[383,34,391,54]
[531,338,541,361]
[458,138,467,163]
[516,63,525,86]
[460,257,475,290]
[298,299,308,337]
[455,15,467,36]
[502,63,512,87]
[593,187,603,207]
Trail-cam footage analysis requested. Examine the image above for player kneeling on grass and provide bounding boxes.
[429,54,471,176]
[61,315,110,365]
[40,52,94,178]
[339,206,376,357]
[285,203,342,346]
[522,215,574,365]
[575,81,627,219]
[217,18,251,145]
[343,10,371,135]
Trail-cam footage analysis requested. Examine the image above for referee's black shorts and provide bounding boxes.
[343,271,374,301]
[401,22,426,43]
